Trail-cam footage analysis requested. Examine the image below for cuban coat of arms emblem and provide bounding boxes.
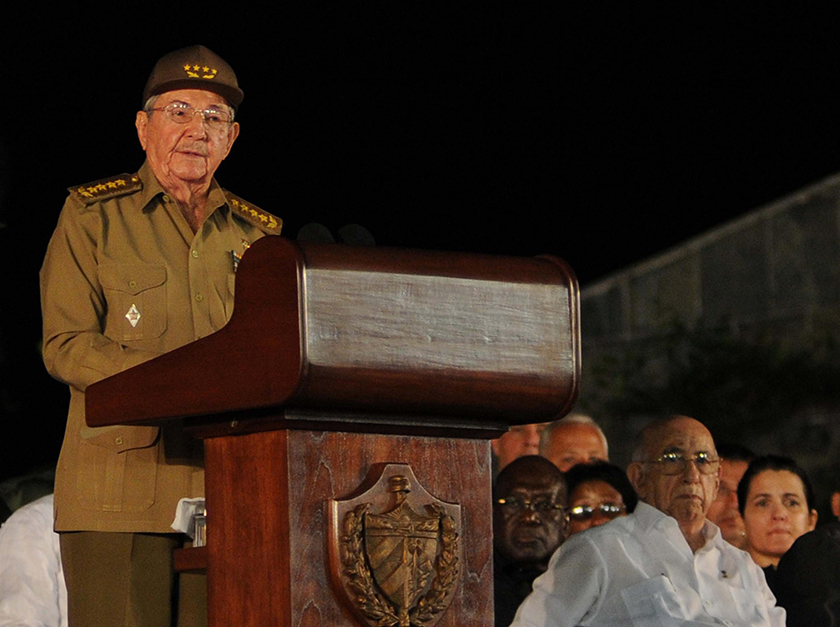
[328,464,462,627]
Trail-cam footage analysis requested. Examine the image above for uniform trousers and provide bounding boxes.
[60,532,206,627]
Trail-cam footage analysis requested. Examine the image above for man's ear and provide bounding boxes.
[222,122,240,159]
[831,492,840,520]
[711,464,721,502]
[136,111,148,151]
[627,462,645,498]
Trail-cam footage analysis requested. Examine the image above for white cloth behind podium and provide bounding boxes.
[0,494,68,627]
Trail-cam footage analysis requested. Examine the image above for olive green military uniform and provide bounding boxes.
[41,161,281,534]
[40,162,281,625]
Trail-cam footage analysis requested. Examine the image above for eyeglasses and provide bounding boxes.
[146,102,234,132]
[642,452,721,476]
[495,496,566,516]
[568,503,626,522]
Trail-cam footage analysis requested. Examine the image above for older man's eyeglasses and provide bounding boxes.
[147,102,234,132]
[642,452,721,476]
[495,496,566,516]
[568,503,626,522]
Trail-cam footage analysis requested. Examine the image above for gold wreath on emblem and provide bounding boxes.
[330,467,461,627]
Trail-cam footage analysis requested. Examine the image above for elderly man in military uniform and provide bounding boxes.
[40,45,281,627]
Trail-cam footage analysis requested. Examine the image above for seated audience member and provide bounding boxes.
[565,461,637,535]
[738,454,817,592]
[706,443,754,550]
[773,492,840,627]
[493,456,568,627]
[511,415,785,626]
[492,423,549,475]
[541,414,608,472]
[0,493,67,627]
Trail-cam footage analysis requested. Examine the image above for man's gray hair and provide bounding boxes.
[541,413,609,456]
[141,94,235,123]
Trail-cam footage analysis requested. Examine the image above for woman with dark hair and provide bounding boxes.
[737,455,818,590]
[564,461,638,535]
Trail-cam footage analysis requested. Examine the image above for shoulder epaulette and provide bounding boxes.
[69,173,143,205]
[224,190,283,234]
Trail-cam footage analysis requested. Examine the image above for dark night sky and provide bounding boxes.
[2,6,840,478]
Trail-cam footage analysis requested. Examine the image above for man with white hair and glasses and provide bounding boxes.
[512,415,784,626]
[40,45,281,626]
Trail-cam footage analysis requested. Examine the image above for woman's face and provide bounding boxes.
[567,479,627,535]
[743,469,817,568]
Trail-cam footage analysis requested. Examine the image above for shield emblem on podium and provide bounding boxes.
[365,500,439,616]
[328,464,461,627]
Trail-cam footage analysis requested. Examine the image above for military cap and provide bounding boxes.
[142,45,243,109]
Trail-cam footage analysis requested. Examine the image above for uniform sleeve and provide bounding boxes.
[510,535,607,627]
[40,197,159,392]
[0,497,66,627]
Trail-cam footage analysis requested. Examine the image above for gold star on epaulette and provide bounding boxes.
[223,190,283,235]
[70,173,142,204]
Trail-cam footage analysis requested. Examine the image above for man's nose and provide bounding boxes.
[681,459,702,481]
[519,509,542,525]
[726,489,739,508]
[523,427,541,451]
[185,111,208,137]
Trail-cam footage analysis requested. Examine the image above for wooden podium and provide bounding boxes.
[86,237,580,627]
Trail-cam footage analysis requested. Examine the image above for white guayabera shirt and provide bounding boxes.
[0,494,68,627]
[511,502,785,627]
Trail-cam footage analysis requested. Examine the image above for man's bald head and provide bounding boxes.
[542,415,609,472]
[631,415,718,463]
[494,455,566,501]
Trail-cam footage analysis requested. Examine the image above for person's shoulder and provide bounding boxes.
[565,511,638,552]
[0,494,54,538]
[66,172,143,209]
[780,521,840,569]
[223,189,282,235]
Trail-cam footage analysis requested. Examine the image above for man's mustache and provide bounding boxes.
[176,143,209,157]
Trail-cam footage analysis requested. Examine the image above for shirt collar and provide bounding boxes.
[633,501,720,553]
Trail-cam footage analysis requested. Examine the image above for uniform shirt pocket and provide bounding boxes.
[99,263,167,341]
[729,583,767,622]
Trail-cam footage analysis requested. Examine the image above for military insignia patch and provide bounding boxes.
[125,304,141,328]
[223,191,282,235]
[183,63,219,81]
[70,173,142,204]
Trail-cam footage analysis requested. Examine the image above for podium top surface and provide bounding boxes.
[86,238,580,433]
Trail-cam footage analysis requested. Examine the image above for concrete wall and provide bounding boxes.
[577,174,840,513]
[582,172,840,343]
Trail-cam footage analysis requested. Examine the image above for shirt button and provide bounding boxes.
[115,437,123,445]
[195,294,204,302]
[128,280,137,289]
[162,194,171,203]
[191,250,199,258]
